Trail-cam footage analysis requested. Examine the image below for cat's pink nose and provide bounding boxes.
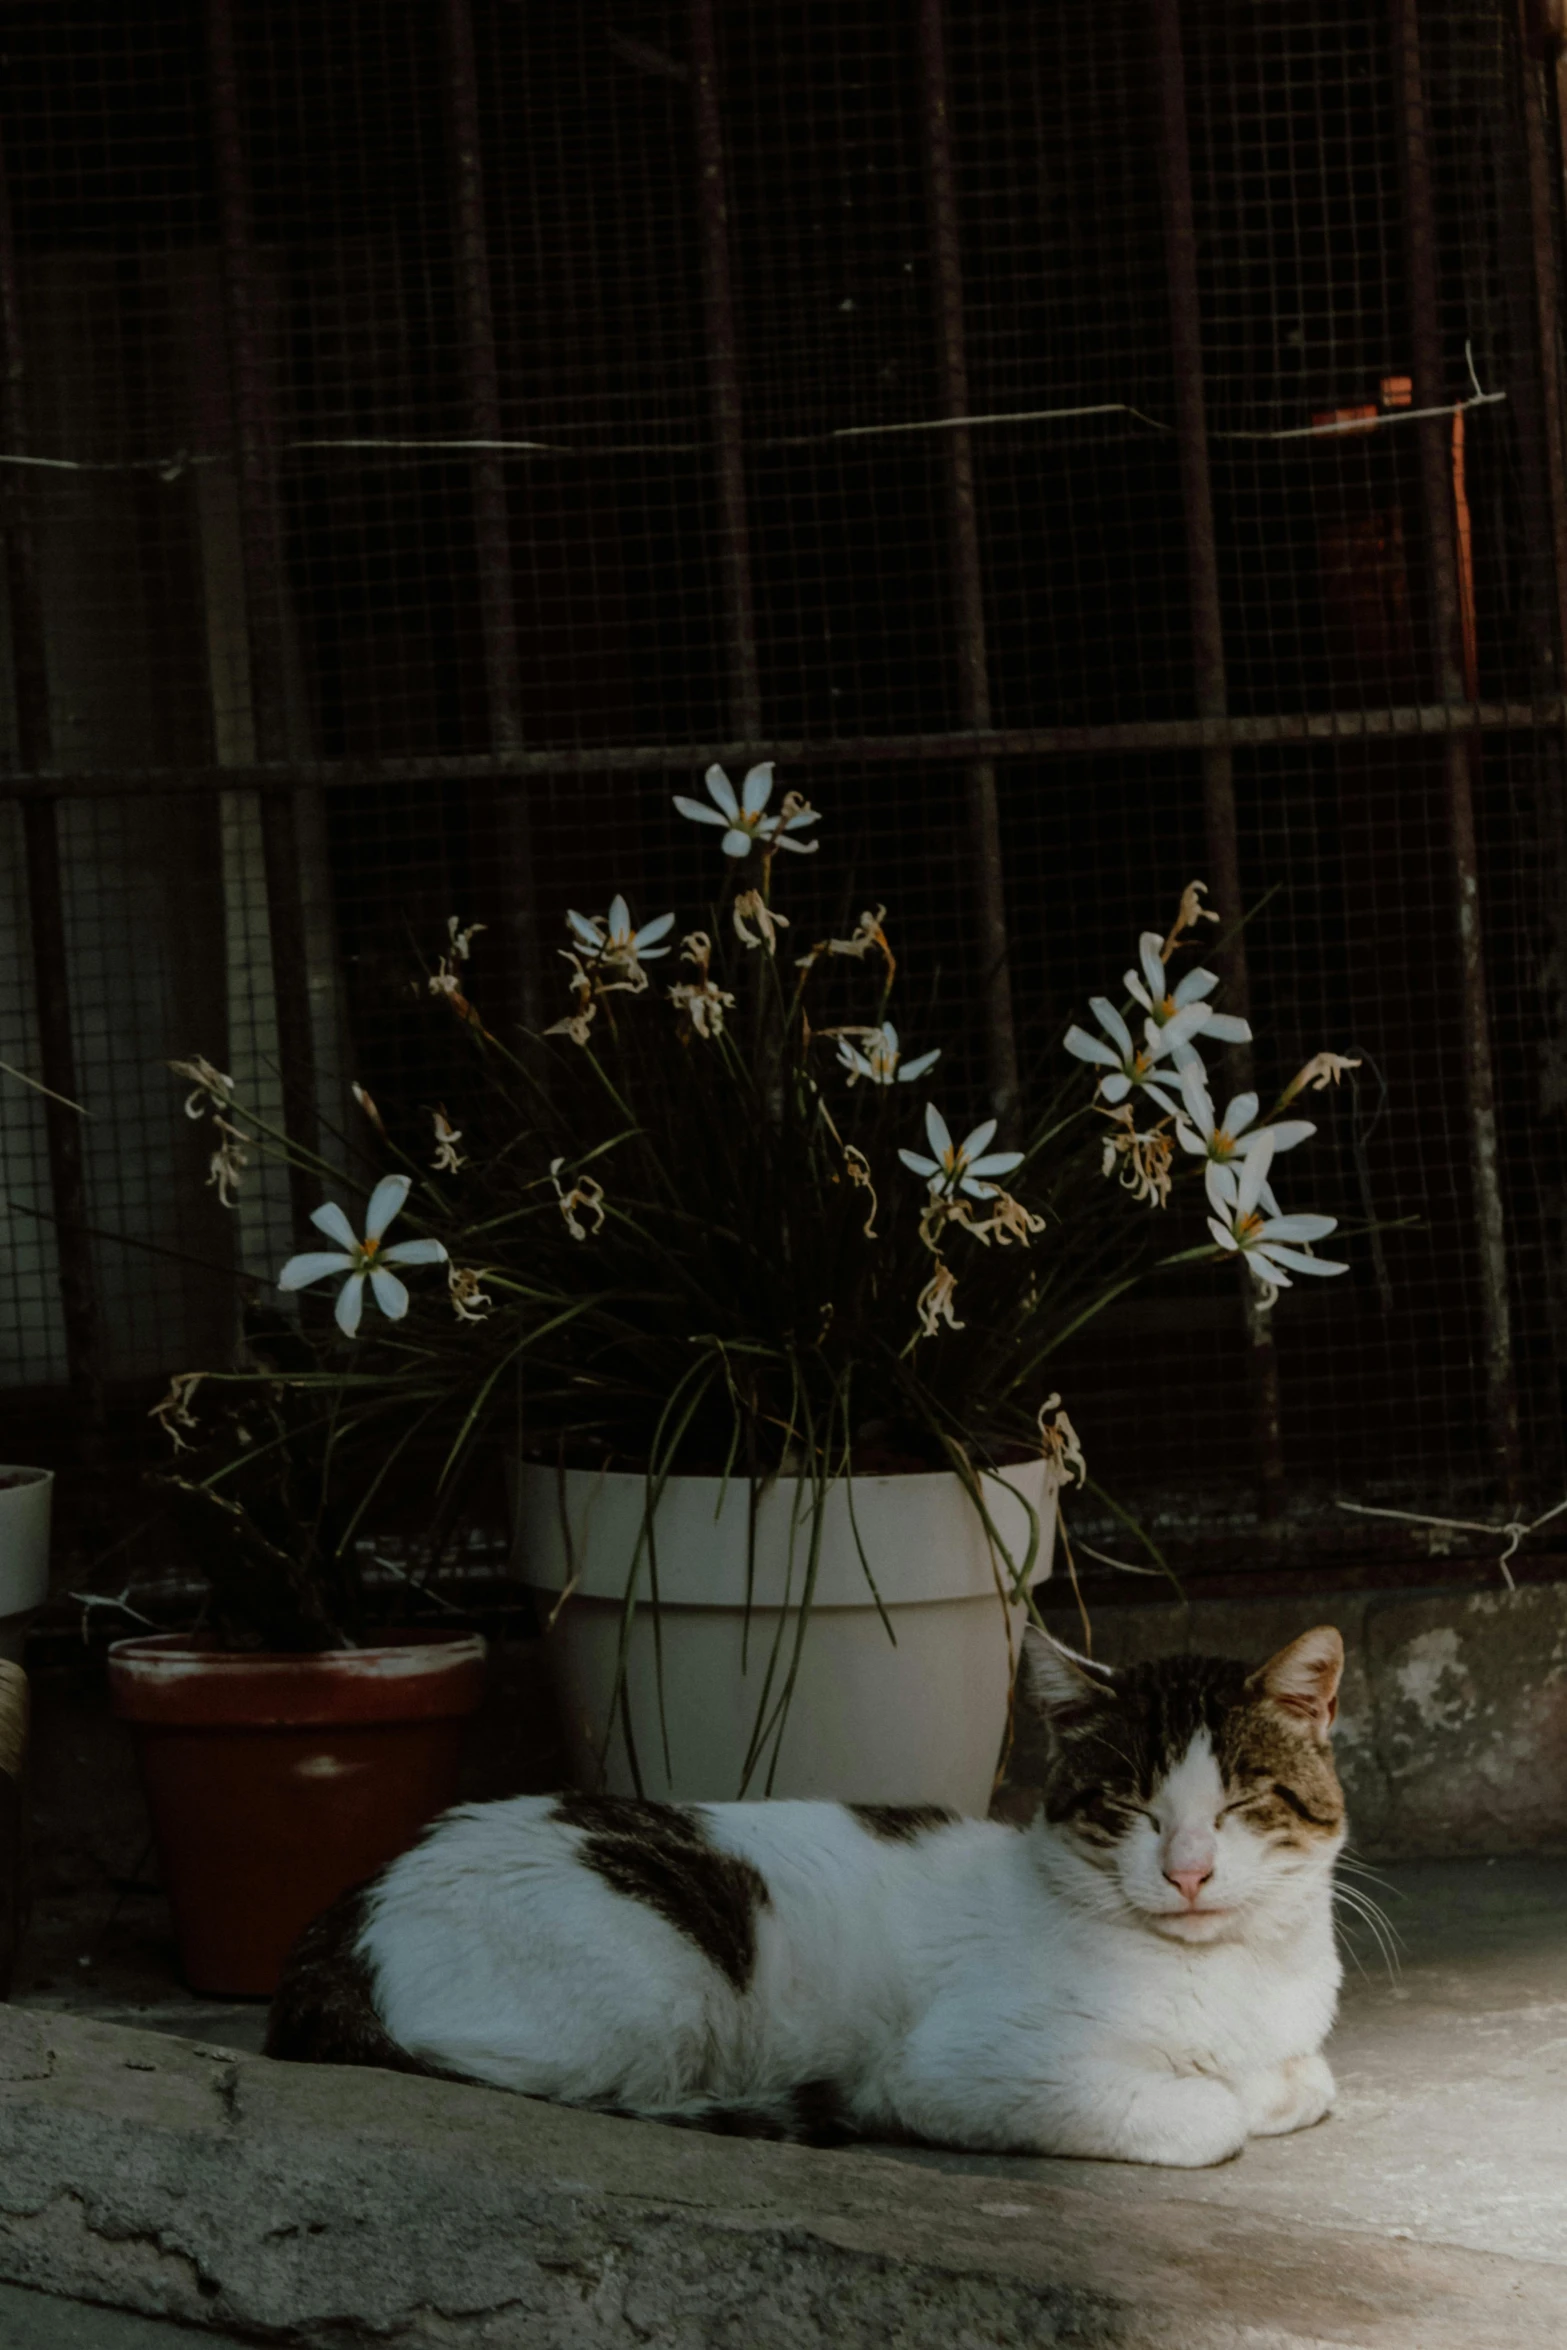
[1164,1864,1213,1904]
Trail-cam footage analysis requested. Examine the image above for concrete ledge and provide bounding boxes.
[1,2005,1564,2348]
[1031,1581,1567,1856]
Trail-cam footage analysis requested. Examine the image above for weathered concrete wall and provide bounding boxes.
[1025,1582,1567,1858]
[2,2005,1564,2349]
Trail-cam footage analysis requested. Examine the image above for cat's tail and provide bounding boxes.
[601,2080,853,2147]
[264,1882,465,2083]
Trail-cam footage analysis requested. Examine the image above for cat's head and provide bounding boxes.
[1020,1625,1345,1944]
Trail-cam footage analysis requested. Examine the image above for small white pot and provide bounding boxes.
[0,1466,54,1667]
[514,1459,1055,1812]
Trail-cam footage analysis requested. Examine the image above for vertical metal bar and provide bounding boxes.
[917,0,1019,1125]
[445,0,541,1030]
[0,130,104,1456]
[1391,0,1521,1493]
[688,0,761,741]
[1520,5,1567,673]
[208,0,320,1218]
[1152,0,1285,1522]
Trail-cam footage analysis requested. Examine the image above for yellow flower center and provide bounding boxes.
[1214,1130,1234,1156]
[1237,1212,1263,1241]
[1158,994,1178,1021]
[360,1236,380,1263]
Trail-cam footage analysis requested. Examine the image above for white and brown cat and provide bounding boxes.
[267,1624,1347,2167]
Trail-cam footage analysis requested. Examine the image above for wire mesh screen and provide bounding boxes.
[3,0,1566,1577]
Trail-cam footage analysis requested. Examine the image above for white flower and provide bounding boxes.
[672,762,820,859]
[566,894,675,975]
[1063,996,1202,1115]
[1174,1062,1314,1218]
[836,1023,940,1087]
[431,1107,466,1173]
[277,1174,449,1338]
[550,1156,607,1241]
[1203,1132,1348,1291]
[1124,931,1252,1053]
[168,1056,234,1119]
[898,1103,1025,1200]
[733,890,789,952]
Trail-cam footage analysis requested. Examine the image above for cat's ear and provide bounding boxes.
[1019,1626,1119,1737]
[1247,1625,1343,1741]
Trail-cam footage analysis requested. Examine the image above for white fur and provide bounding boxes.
[357,1748,1342,2167]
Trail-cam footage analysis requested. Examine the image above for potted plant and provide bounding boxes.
[0,1465,54,1667]
[157,772,1357,1815]
[109,1327,485,1996]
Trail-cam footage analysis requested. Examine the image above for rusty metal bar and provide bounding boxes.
[0,698,1556,803]
[688,0,761,740]
[208,0,319,1219]
[444,0,541,1031]
[1153,0,1284,1522]
[0,126,104,1457]
[1392,0,1521,1494]
[917,0,1019,1126]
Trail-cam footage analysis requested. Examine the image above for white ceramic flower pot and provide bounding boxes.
[0,1467,54,1667]
[513,1459,1056,1811]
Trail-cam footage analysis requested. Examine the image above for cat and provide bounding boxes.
[265,1623,1347,2168]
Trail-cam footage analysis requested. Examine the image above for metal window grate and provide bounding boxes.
[3,0,1566,1578]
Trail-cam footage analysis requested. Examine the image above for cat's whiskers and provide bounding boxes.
[1331,1875,1402,1980]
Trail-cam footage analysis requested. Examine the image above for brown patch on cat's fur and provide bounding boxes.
[266,1883,465,2078]
[1219,1708,1345,1847]
[552,1793,769,1993]
[849,1804,957,1843]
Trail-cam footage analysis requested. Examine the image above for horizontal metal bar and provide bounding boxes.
[0,698,1560,800]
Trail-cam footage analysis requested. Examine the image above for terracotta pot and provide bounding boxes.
[108,1630,487,1996]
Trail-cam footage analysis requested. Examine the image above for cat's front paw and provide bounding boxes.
[1238,2052,1335,2138]
[1098,2074,1249,2168]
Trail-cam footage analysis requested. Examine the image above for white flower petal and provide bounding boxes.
[1152,1003,1210,1059]
[959,1118,998,1161]
[1233,1130,1276,1218]
[740,761,774,815]
[899,1047,941,1081]
[310,1199,359,1252]
[1138,934,1165,1003]
[380,1236,449,1266]
[566,908,602,948]
[1207,1218,1240,1252]
[369,1267,410,1320]
[1200,1011,1253,1044]
[366,1172,413,1241]
[1257,1211,1338,1243]
[1178,1062,1216,1133]
[1223,1092,1259,1136]
[774,834,819,854]
[968,1149,1024,1179]
[1261,1243,1348,1277]
[1090,997,1134,1058]
[722,829,753,857]
[673,795,729,828]
[636,911,676,946]
[1247,1249,1294,1288]
[1064,1026,1118,1069]
[924,1103,955,1161]
[607,894,631,939]
[1258,1118,1315,1153]
[781,807,820,831]
[1175,1120,1207,1156]
[1172,966,1219,1007]
[1123,970,1155,1013]
[278,1249,355,1291]
[334,1271,367,1338]
[898,1149,940,1178]
[1205,1160,1239,1215]
[1099,1072,1131,1103]
[1140,1079,1185,1117]
[705,764,740,818]
[959,1176,1001,1200]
